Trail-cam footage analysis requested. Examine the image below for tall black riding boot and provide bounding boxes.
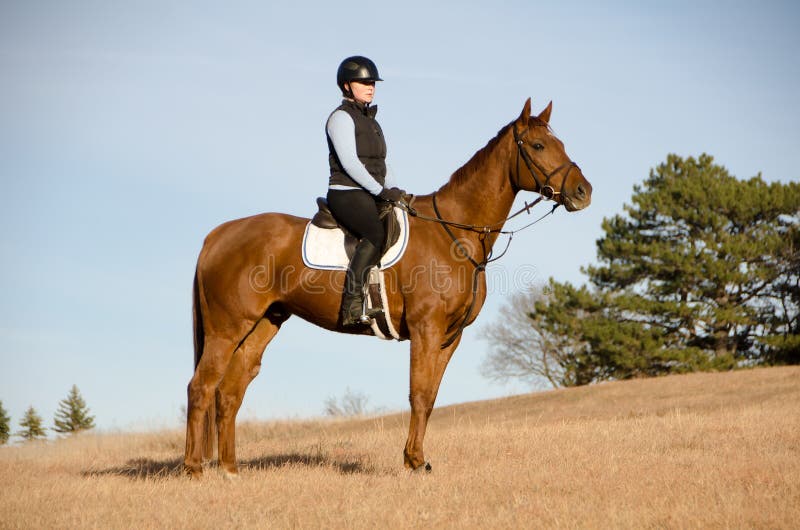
[341,239,383,326]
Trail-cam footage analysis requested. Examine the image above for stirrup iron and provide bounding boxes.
[358,298,383,323]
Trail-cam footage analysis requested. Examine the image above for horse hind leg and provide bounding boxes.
[185,331,247,477]
[216,314,284,477]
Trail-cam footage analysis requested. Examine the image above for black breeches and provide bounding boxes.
[326,189,385,248]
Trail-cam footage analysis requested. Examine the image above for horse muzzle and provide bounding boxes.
[562,178,592,212]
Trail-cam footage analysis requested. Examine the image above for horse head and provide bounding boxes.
[512,98,592,212]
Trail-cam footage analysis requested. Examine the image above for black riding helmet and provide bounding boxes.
[337,56,383,96]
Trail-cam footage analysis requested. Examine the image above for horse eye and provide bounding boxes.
[533,142,544,151]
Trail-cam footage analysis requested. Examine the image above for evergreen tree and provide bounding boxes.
[17,406,46,441]
[585,154,800,369]
[483,278,707,386]
[484,154,800,384]
[528,280,690,383]
[759,218,800,364]
[53,385,95,434]
[0,401,10,445]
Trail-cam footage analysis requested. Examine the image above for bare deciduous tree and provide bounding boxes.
[481,286,587,388]
[324,388,371,417]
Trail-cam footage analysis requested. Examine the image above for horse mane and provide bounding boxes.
[439,116,551,192]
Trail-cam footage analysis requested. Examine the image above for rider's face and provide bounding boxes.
[347,80,375,104]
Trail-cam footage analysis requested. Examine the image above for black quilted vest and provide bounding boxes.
[327,99,387,189]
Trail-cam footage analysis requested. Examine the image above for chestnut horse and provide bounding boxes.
[185,98,592,477]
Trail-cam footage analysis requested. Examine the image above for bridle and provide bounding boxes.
[397,123,580,348]
[512,124,579,201]
[406,123,580,237]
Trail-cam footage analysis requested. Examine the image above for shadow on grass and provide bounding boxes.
[83,452,372,480]
[83,457,184,480]
[240,453,371,475]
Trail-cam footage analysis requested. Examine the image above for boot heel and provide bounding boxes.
[358,307,383,324]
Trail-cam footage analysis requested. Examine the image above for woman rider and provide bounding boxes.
[325,56,408,326]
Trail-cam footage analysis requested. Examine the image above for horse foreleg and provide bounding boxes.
[185,333,249,477]
[216,317,281,477]
[404,326,461,471]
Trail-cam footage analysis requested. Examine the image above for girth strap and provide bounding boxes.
[432,194,485,349]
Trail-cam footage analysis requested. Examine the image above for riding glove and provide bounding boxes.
[378,187,408,203]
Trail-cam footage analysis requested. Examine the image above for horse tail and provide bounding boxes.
[193,268,204,369]
[192,266,216,461]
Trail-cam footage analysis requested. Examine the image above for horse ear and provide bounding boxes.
[538,101,553,124]
[518,97,531,124]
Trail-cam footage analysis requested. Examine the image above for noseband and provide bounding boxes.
[512,125,578,201]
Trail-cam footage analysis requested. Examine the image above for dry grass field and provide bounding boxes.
[2,366,798,529]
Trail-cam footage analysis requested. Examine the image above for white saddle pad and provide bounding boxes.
[301,207,409,271]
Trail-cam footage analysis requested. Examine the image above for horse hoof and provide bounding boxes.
[185,464,203,479]
[412,462,432,474]
[222,469,240,481]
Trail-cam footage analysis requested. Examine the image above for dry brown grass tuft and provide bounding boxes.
[2,366,798,528]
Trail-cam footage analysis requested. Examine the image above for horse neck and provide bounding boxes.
[434,128,518,249]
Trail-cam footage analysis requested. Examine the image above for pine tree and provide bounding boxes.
[584,154,800,369]
[483,154,800,385]
[0,401,11,445]
[53,385,95,434]
[17,406,46,441]
[759,219,800,364]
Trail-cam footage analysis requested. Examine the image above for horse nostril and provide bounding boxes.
[576,184,586,199]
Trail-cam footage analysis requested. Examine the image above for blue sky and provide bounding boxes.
[1,1,798,434]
